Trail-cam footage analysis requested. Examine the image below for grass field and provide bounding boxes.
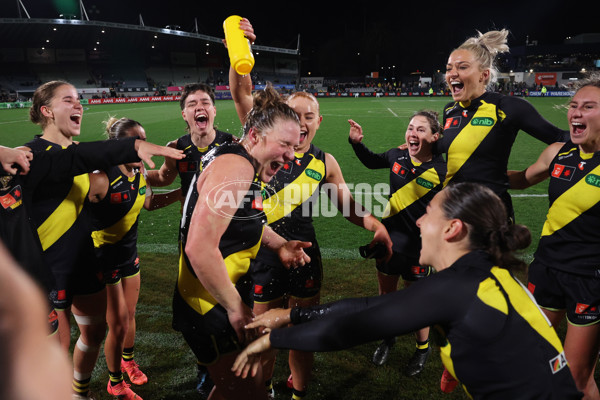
[0,95,572,399]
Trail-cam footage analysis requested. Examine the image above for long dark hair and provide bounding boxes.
[441,182,531,271]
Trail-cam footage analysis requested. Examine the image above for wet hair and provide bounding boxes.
[441,182,531,271]
[286,90,320,114]
[242,84,299,139]
[103,116,142,139]
[454,29,510,88]
[412,109,443,135]
[29,80,72,128]
[573,72,600,93]
[179,83,215,110]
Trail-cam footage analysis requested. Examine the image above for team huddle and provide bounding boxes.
[1,18,600,400]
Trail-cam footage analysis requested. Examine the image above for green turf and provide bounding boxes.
[0,96,572,399]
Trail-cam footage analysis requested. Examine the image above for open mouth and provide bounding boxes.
[571,121,586,135]
[450,81,464,95]
[195,114,208,128]
[408,140,420,151]
[70,113,82,125]
[299,130,308,143]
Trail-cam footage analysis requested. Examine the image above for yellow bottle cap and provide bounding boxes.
[235,60,253,75]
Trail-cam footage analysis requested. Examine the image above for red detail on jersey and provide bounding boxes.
[392,162,401,174]
[283,163,290,170]
[57,289,67,300]
[305,279,315,289]
[295,159,302,166]
[14,189,20,197]
[392,162,408,177]
[252,196,263,211]
[254,285,263,294]
[111,193,122,203]
[0,193,16,209]
[48,309,58,324]
[578,161,586,171]
[551,164,575,180]
[575,303,598,315]
[444,117,460,130]
[527,282,535,294]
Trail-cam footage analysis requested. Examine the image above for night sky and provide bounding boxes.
[4,0,598,76]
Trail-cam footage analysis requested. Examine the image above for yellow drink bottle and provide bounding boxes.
[223,15,255,75]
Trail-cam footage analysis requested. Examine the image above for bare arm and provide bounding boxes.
[508,142,562,189]
[261,226,312,269]
[184,154,256,344]
[144,140,180,187]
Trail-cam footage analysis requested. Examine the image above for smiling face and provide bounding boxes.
[286,94,322,153]
[181,90,217,144]
[568,85,600,153]
[445,49,489,103]
[42,84,83,142]
[250,118,300,182]
[405,115,439,162]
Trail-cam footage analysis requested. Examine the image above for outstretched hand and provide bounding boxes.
[245,308,292,334]
[231,334,274,378]
[278,240,312,269]
[135,140,184,169]
[348,119,364,144]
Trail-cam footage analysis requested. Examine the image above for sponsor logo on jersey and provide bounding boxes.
[280,162,293,174]
[305,168,322,181]
[0,185,23,210]
[575,303,600,316]
[470,117,495,126]
[585,174,600,188]
[444,117,461,130]
[178,160,199,173]
[392,162,409,178]
[416,177,434,189]
[549,352,568,374]
[254,284,263,294]
[551,164,575,181]
[252,195,263,211]
[110,191,131,204]
[139,186,146,195]
[527,282,536,294]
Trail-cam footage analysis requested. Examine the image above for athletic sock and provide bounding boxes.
[292,388,307,400]
[122,346,135,362]
[415,339,430,353]
[72,376,91,397]
[109,370,125,386]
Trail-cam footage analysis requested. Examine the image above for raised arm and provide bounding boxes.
[143,139,180,186]
[347,119,389,169]
[508,142,562,189]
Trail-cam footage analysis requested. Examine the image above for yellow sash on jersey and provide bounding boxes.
[177,228,263,315]
[541,163,600,237]
[383,167,441,219]
[91,174,147,247]
[38,174,90,251]
[444,101,501,187]
[263,154,325,224]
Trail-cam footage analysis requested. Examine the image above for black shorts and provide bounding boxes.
[251,245,323,303]
[98,257,140,285]
[377,251,432,282]
[50,255,104,310]
[172,287,243,365]
[528,259,600,326]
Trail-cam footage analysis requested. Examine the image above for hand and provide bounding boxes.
[398,143,408,150]
[223,17,256,48]
[348,119,364,144]
[245,308,292,334]
[227,302,257,346]
[232,334,273,378]
[278,240,311,269]
[0,146,32,175]
[134,140,184,169]
[372,223,393,265]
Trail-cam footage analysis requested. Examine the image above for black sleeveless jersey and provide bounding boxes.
[440,92,568,216]
[89,166,147,267]
[175,130,234,197]
[351,142,446,256]
[253,144,327,265]
[176,143,266,317]
[533,141,600,276]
